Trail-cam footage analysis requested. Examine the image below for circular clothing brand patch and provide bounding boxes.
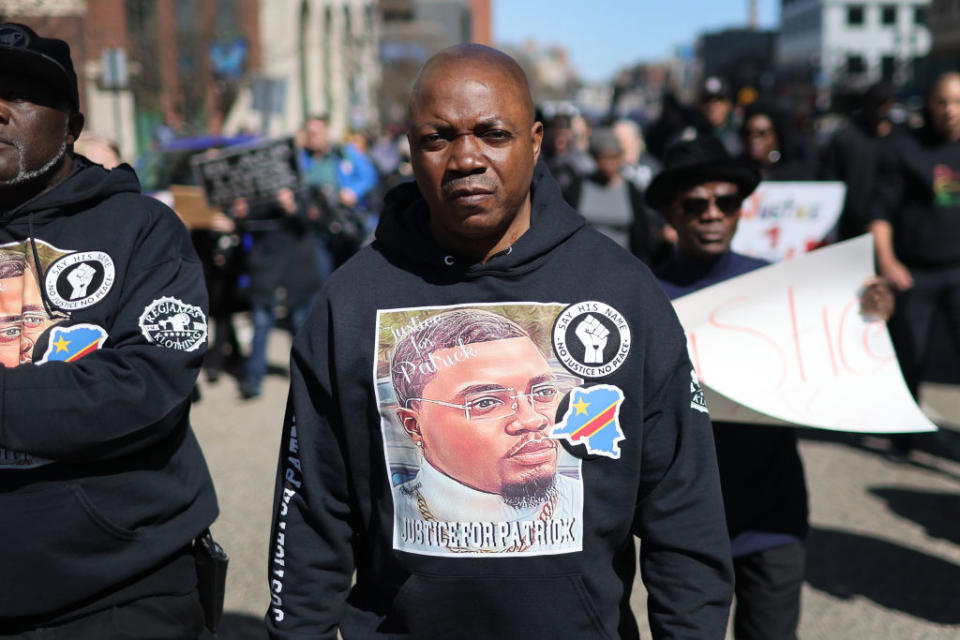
[44,251,116,311]
[138,296,207,352]
[552,301,631,379]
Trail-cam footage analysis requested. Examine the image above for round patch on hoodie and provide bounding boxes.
[552,301,631,379]
[44,251,116,311]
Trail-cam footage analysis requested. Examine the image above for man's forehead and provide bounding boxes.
[410,58,531,122]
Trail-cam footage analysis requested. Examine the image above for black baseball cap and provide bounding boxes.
[0,23,80,112]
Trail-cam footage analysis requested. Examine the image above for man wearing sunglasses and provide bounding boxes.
[391,308,582,549]
[649,136,809,640]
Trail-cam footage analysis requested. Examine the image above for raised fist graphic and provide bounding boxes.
[67,263,96,300]
[575,314,609,364]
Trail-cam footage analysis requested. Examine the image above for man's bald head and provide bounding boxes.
[409,44,535,126]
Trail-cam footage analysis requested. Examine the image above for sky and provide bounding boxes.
[493,0,781,83]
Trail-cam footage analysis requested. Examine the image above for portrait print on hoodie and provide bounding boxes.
[376,302,586,556]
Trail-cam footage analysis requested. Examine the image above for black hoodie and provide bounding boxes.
[266,161,733,639]
[0,156,217,627]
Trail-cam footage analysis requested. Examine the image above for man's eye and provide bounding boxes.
[483,130,511,141]
[22,314,44,328]
[420,134,444,147]
[532,385,558,402]
[0,325,21,342]
[467,396,504,413]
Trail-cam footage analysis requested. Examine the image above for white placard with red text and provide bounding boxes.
[672,235,936,433]
[731,181,846,262]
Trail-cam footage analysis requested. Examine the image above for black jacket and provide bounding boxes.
[0,156,218,626]
[869,125,960,266]
[240,188,323,307]
[266,161,733,639]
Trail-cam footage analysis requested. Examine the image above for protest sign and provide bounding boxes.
[731,181,845,262]
[672,235,937,433]
[192,137,300,208]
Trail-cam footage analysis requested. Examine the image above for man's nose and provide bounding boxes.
[701,199,725,221]
[506,397,549,434]
[447,135,485,173]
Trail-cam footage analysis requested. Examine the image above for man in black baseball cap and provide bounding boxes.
[0,22,221,639]
[0,22,84,201]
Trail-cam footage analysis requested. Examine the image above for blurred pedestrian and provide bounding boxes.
[566,127,667,264]
[740,103,812,180]
[612,117,661,190]
[868,72,960,454]
[698,75,742,157]
[820,82,899,240]
[231,187,322,399]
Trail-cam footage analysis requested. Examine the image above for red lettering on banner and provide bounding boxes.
[707,297,788,391]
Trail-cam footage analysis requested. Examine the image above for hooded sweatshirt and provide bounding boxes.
[0,156,217,627]
[266,161,733,639]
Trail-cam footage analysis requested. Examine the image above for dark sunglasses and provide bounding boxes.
[680,194,743,216]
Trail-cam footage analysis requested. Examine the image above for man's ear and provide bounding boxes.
[66,112,85,146]
[396,408,423,444]
[531,121,544,163]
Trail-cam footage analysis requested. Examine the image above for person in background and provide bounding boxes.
[612,117,662,191]
[698,75,742,157]
[232,187,323,400]
[566,128,665,264]
[651,136,893,639]
[544,113,595,199]
[740,103,813,180]
[868,72,960,456]
[820,82,899,241]
[73,131,122,169]
[651,137,807,640]
[298,114,378,271]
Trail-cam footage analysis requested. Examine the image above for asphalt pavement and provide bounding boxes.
[189,324,960,639]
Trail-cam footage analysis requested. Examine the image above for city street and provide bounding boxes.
[190,327,960,639]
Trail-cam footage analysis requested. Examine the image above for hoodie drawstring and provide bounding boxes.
[28,212,55,317]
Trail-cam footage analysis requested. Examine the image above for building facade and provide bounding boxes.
[779,0,931,89]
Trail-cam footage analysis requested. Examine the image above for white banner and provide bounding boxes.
[671,235,937,433]
[732,181,845,262]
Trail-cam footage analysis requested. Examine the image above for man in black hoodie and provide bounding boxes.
[0,23,218,638]
[267,44,733,639]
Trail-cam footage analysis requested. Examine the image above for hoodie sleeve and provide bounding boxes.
[632,317,734,639]
[266,302,355,639]
[0,205,207,461]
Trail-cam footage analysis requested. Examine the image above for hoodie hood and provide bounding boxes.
[374,158,585,278]
[1,154,141,226]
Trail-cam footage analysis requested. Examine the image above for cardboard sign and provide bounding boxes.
[672,235,937,433]
[192,137,300,208]
[732,181,846,262]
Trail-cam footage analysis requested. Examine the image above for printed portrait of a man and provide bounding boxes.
[376,304,584,556]
[0,243,65,367]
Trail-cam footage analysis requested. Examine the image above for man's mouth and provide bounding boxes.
[507,437,557,465]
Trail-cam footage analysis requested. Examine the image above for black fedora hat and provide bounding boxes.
[0,23,79,112]
[646,136,760,212]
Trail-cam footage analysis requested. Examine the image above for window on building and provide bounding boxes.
[847,4,865,25]
[915,6,927,25]
[847,53,867,75]
[881,5,897,25]
[881,55,897,81]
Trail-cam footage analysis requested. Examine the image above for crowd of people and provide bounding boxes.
[2,19,959,640]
